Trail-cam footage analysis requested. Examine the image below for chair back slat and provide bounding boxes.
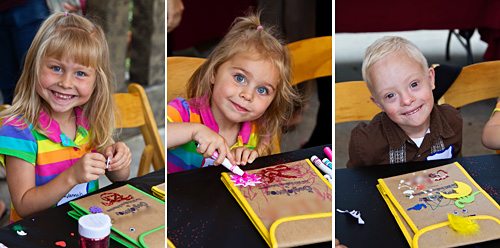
[335,81,381,123]
[438,61,500,108]
[288,36,332,85]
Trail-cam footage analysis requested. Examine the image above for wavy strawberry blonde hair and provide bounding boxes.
[186,12,301,156]
[0,12,116,148]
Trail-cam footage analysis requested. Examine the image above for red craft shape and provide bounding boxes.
[100,192,134,206]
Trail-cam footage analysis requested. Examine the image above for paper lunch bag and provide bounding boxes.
[377,162,500,248]
[221,159,332,248]
[68,184,165,248]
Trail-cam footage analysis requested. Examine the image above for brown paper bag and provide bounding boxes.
[221,159,332,248]
[70,184,165,248]
[152,183,165,201]
[377,162,500,248]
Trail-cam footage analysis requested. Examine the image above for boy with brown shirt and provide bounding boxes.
[347,36,462,167]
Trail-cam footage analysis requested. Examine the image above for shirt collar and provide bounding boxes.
[39,107,90,146]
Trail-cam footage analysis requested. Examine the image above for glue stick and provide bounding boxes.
[78,213,112,248]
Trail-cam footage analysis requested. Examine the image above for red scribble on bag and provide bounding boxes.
[258,165,297,185]
[429,169,449,181]
[100,193,134,206]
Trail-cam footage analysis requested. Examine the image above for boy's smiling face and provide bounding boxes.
[369,52,435,138]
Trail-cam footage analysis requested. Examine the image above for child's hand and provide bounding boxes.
[230,147,258,166]
[70,153,107,184]
[193,125,236,166]
[101,142,132,172]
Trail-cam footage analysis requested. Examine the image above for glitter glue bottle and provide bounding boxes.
[78,213,112,248]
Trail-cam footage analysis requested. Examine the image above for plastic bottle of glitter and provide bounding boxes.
[78,213,112,248]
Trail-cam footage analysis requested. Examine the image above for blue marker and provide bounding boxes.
[322,158,333,169]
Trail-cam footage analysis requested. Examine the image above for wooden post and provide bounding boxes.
[129,0,165,87]
[86,0,130,92]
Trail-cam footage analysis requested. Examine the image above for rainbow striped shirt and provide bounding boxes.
[0,108,99,223]
[167,97,258,173]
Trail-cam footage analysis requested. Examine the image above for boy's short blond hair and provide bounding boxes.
[362,36,428,93]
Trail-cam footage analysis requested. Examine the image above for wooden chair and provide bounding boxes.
[437,61,500,108]
[335,81,381,123]
[167,57,205,102]
[288,36,332,86]
[114,83,165,176]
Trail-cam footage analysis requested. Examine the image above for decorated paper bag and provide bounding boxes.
[69,184,165,248]
[151,183,165,201]
[221,159,332,248]
[377,162,500,248]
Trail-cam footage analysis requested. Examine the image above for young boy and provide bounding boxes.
[347,36,462,167]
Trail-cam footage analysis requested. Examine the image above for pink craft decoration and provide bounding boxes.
[230,172,263,187]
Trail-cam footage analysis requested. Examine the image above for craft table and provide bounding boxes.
[167,145,333,248]
[0,168,165,247]
[336,154,500,247]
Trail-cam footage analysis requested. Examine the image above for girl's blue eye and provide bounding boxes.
[386,93,395,99]
[411,81,418,88]
[235,75,245,83]
[257,87,267,94]
[53,66,61,72]
[76,71,85,77]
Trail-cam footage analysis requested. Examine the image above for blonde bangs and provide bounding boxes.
[43,28,101,68]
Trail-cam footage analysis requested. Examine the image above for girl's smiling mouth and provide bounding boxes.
[52,91,75,100]
[231,100,249,112]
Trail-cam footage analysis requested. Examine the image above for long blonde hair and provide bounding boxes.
[187,12,300,156]
[0,12,116,148]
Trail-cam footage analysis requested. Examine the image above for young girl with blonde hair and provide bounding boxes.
[167,12,300,173]
[0,12,131,223]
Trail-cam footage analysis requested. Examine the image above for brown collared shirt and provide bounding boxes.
[347,104,462,168]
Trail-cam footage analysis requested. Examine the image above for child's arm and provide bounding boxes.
[482,106,500,149]
[6,153,106,218]
[230,146,258,166]
[101,142,131,182]
[167,122,236,165]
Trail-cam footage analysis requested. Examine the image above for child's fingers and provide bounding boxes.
[248,150,258,164]
[240,149,253,165]
[101,146,114,159]
[107,150,131,172]
[232,148,243,165]
[213,146,226,166]
[224,146,236,166]
[204,143,218,163]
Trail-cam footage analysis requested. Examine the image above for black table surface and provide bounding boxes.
[167,145,333,248]
[0,168,165,247]
[336,154,500,248]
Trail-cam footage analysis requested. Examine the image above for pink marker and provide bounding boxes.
[323,147,332,161]
[311,155,332,178]
[210,150,244,176]
[195,142,244,176]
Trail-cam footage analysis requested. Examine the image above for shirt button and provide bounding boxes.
[417,154,421,157]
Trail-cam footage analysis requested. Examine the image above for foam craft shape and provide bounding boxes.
[439,181,472,199]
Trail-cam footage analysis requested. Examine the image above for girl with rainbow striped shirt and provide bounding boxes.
[0,12,131,223]
[167,12,301,173]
